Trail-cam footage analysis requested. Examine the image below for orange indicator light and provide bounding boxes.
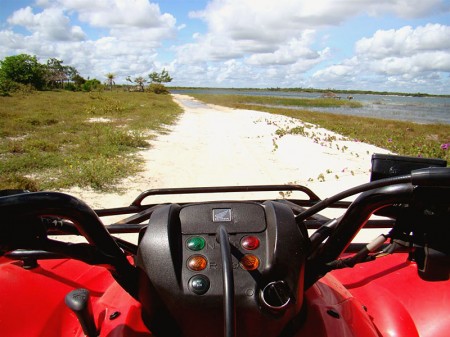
[187,255,207,271]
[240,254,260,271]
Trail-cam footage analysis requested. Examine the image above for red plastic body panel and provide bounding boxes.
[0,257,150,337]
[295,274,381,337]
[330,253,450,337]
[0,253,448,337]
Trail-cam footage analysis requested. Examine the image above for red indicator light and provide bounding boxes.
[187,255,207,271]
[241,236,260,250]
[240,254,260,271]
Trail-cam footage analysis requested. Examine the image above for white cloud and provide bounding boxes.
[60,0,176,30]
[2,0,449,92]
[370,0,448,19]
[1,1,177,82]
[356,24,450,59]
[7,6,86,41]
[311,24,450,92]
[246,32,323,66]
[356,24,450,74]
[175,0,449,89]
[311,57,360,85]
[0,31,27,52]
[188,0,447,49]
[371,51,450,75]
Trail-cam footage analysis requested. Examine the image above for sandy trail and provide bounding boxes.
[66,94,390,209]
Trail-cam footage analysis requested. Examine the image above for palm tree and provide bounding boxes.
[105,73,115,91]
[134,76,146,92]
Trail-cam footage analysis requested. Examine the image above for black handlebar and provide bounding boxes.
[0,192,137,296]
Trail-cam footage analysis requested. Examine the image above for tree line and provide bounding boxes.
[0,53,172,96]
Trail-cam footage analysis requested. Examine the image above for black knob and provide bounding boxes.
[65,288,97,337]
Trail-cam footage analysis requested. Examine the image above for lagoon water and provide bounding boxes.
[172,89,450,125]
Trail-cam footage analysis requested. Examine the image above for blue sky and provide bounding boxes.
[1,0,450,94]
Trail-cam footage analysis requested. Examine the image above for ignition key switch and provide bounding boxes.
[260,280,292,312]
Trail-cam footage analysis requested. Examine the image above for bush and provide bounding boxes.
[82,79,103,92]
[0,80,35,96]
[64,83,78,91]
[0,79,15,96]
[0,54,46,90]
[148,83,169,94]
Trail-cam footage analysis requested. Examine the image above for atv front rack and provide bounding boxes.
[96,184,393,233]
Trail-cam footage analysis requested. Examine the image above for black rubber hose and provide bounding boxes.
[217,225,236,337]
[295,174,412,223]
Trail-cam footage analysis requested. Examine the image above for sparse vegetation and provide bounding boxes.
[190,94,362,109]
[0,91,182,191]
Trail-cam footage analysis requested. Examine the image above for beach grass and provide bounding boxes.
[191,94,450,164]
[0,90,182,191]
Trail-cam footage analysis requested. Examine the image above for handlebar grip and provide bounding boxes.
[411,167,450,187]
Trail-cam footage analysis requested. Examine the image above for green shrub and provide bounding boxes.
[64,83,77,91]
[0,80,35,96]
[0,79,17,96]
[148,83,169,94]
[82,79,103,92]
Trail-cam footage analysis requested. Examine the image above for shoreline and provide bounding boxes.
[169,87,450,98]
[188,94,450,164]
[178,90,450,125]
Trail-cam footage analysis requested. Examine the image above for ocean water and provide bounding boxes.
[172,89,450,125]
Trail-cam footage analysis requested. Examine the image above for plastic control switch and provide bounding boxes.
[188,275,210,295]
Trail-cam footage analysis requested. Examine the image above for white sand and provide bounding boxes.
[62,94,392,242]
[65,94,391,207]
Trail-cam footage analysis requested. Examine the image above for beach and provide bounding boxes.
[65,94,392,207]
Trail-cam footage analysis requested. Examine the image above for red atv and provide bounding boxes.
[1,154,449,337]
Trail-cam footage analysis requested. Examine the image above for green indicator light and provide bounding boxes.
[187,237,205,251]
